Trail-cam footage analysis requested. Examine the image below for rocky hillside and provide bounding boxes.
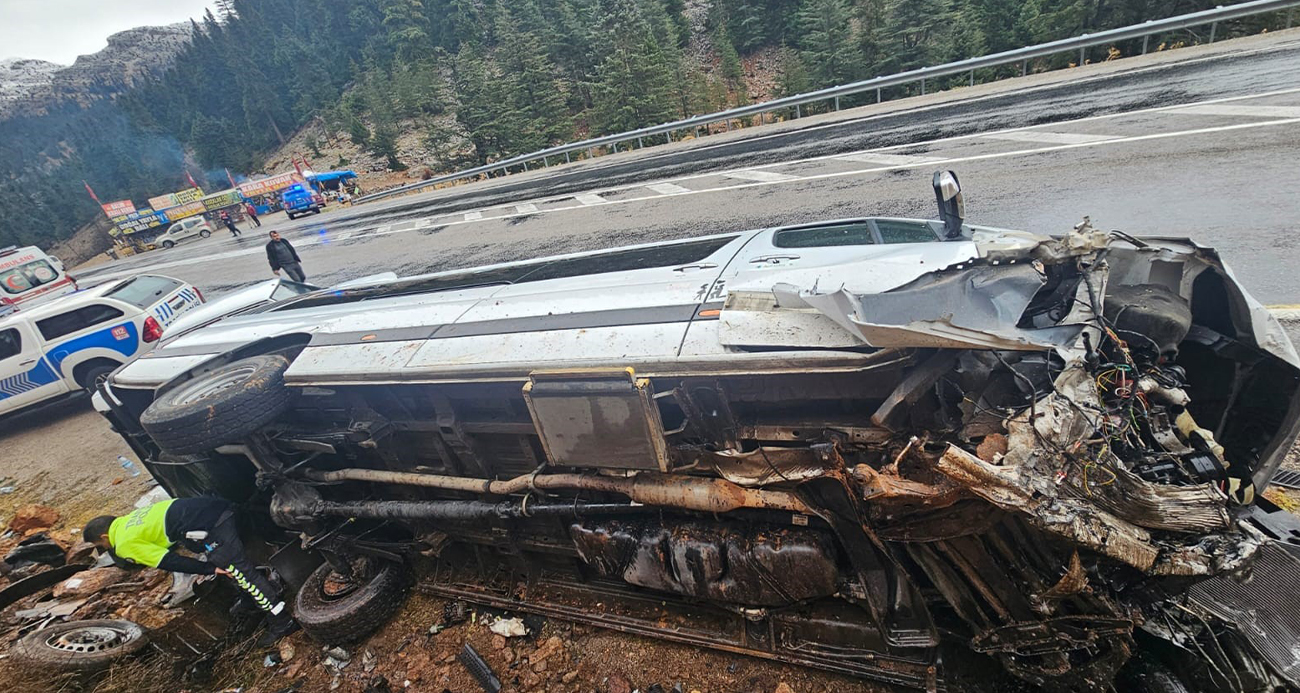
[0,59,61,117]
[0,24,191,119]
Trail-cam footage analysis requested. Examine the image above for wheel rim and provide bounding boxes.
[320,558,374,602]
[170,365,259,406]
[45,625,136,654]
[86,370,111,392]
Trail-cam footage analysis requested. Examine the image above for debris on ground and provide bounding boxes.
[487,616,527,638]
[3,533,66,570]
[8,505,59,536]
[458,642,502,693]
[132,486,169,509]
[52,566,128,598]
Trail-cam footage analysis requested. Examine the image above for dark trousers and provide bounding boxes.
[225,221,240,236]
[281,262,306,282]
[206,518,283,615]
[248,214,261,227]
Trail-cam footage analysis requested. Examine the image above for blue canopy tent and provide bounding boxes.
[307,170,359,193]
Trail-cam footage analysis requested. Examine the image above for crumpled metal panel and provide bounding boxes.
[1186,542,1300,686]
[772,264,1085,351]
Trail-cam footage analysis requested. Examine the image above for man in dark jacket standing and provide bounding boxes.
[266,231,306,282]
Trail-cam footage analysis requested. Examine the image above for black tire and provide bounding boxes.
[10,619,148,672]
[79,363,116,395]
[199,229,211,238]
[140,355,293,455]
[295,558,409,645]
[161,240,175,249]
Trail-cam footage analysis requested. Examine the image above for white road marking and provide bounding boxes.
[575,192,607,205]
[516,202,539,214]
[1174,104,1300,119]
[77,82,1300,281]
[420,86,1300,210]
[646,182,692,195]
[81,111,1300,284]
[634,38,1300,166]
[724,169,798,183]
[339,115,1300,245]
[981,131,1118,144]
[834,152,942,165]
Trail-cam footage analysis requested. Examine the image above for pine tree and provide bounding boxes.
[381,0,434,63]
[590,0,679,133]
[776,45,813,97]
[496,14,573,148]
[797,0,860,87]
[716,25,746,91]
[348,117,372,147]
[881,0,954,73]
[213,0,237,20]
[370,123,406,170]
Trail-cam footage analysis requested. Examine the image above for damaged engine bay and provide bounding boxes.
[99,187,1300,691]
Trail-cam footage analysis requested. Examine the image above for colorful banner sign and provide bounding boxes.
[164,200,206,221]
[201,189,244,212]
[147,187,204,211]
[238,173,300,198]
[101,200,135,218]
[114,210,166,235]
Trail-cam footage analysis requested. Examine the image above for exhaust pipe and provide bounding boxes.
[299,468,812,515]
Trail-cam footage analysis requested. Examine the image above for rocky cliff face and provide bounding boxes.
[0,23,191,119]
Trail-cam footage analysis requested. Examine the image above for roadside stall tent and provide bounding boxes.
[307,170,359,194]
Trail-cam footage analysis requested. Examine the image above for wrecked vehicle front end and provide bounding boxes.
[96,200,1300,691]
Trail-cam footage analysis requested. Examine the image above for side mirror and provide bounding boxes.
[932,170,965,239]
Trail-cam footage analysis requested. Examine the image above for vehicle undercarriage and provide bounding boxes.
[99,220,1300,692]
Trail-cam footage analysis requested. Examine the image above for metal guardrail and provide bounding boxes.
[358,0,1300,205]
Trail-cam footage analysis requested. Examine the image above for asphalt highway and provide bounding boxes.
[81,29,1300,307]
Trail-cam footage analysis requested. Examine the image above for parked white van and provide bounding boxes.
[0,274,203,417]
[156,217,214,249]
[0,246,76,315]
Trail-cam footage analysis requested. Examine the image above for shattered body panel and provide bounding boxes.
[99,216,1300,692]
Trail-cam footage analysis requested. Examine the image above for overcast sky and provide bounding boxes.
[0,0,218,65]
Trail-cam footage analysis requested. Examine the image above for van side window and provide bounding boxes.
[36,305,125,341]
[773,223,875,248]
[0,328,20,360]
[875,220,939,244]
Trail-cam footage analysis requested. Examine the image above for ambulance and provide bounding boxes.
[0,246,77,316]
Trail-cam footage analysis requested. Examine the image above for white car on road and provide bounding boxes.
[0,274,203,418]
[156,217,213,249]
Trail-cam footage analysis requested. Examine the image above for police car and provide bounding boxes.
[0,274,203,418]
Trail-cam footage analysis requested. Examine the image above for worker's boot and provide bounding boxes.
[256,604,299,647]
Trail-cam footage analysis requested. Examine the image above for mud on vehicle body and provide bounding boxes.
[96,175,1300,691]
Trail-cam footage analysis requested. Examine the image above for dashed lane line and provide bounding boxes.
[86,111,1300,285]
[646,182,692,195]
[1175,104,1300,119]
[834,152,942,165]
[724,169,799,183]
[575,192,607,205]
[981,131,1118,145]
[516,203,539,214]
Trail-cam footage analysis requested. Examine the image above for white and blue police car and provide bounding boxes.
[0,274,203,418]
